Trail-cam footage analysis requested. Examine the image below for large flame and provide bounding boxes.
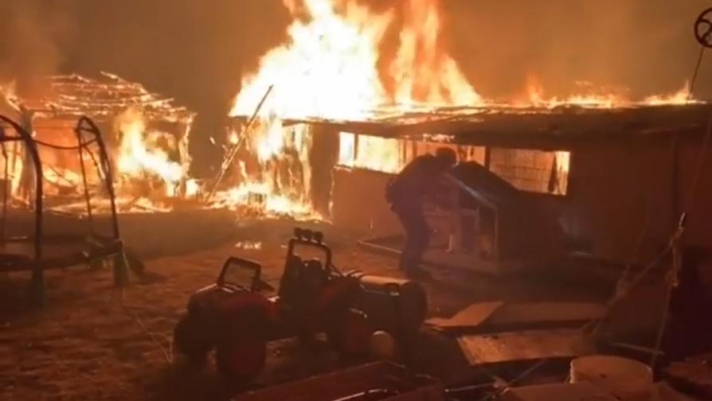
[223,0,699,218]
[1,0,698,220]
[230,0,391,121]
[390,0,481,106]
[224,0,486,217]
[115,108,188,199]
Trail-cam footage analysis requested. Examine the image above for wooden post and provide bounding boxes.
[177,118,193,198]
[671,135,680,233]
[18,107,36,205]
[308,125,339,217]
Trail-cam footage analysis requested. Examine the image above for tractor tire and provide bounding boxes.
[215,336,267,383]
[173,314,211,365]
[327,308,372,361]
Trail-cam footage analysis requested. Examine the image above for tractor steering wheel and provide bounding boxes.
[695,7,712,48]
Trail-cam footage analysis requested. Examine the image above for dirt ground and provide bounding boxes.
[0,227,611,401]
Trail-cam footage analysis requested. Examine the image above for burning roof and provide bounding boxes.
[4,72,194,123]
[279,102,711,148]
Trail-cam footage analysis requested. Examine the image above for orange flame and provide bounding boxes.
[219,0,701,219]
[115,108,190,199]
[391,0,481,107]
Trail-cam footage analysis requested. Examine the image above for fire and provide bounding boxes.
[338,132,403,174]
[225,0,484,217]
[230,0,391,121]
[115,108,189,199]
[643,83,695,106]
[224,0,703,218]
[390,0,481,107]
[523,74,696,109]
[0,81,20,112]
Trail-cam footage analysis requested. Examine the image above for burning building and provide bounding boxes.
[0,72,196,213]
[222,0,703,273]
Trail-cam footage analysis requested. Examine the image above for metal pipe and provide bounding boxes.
[74,116,120,240]
[206,85,274,201]
[1,129,8,242]
[75,123,94,236]
[0,114,44,306]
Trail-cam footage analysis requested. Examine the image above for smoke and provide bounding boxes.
[440,0,712,99]
[0,0,78,95]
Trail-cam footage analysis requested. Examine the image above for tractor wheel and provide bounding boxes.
[215,336,267,383]
[327,308,372,360]
[173,314,211,365]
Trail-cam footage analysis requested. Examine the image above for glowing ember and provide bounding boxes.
[235,241,262,250]
[0,81,20,112]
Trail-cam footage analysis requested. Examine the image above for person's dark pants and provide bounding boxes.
[392,202,430,273]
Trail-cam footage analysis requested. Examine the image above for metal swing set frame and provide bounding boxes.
[0,114,127,307]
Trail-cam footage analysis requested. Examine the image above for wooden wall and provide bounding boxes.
[331,167,401,236]
[558,137,677,262]
[330,130,712,267]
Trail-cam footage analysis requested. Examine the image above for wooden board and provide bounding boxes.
[426,302,505,330]
[233,362,443,401]
[487,302,609,326]
[457,329,595,366]
[500,382,617,401]
[426,302,607,332]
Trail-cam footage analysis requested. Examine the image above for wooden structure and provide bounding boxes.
[287,103,712,273]
[2,73,195,203]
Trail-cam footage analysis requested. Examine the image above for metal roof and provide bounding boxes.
[272,103,712,149]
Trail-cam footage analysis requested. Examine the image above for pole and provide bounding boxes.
[205,85,274,202]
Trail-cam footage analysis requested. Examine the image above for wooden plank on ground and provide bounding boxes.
[500,382,617,401]
[486,302,608,326]
[233,362,443,401]
[426,302,505,330]
[457,329,595,366]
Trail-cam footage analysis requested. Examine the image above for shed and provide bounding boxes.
[288,103,712,272]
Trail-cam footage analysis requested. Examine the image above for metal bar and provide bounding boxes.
[0,114,44,306]
[74,117,120,239]
[75,127,95,236]
[74,116,127,287]
[206,85,273,201]
[0,130,8,242]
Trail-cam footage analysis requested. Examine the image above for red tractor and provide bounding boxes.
[173,228,425,383]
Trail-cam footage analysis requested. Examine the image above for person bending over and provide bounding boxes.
[386,147,457,277]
